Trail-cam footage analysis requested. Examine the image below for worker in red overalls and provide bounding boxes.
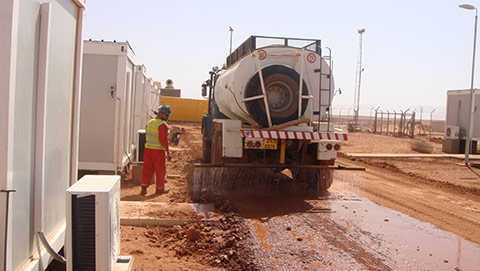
[141,105,171,195]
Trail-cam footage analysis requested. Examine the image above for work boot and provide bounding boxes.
[140,187,147,195]
[155,188,169,194]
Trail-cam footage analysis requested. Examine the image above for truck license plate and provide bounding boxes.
[262,139,278,150]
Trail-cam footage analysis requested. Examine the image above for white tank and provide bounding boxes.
[214,46,334,128]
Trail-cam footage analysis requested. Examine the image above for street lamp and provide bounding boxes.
[459,4,478,165]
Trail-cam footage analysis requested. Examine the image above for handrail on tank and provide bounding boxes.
[226,35,322,67]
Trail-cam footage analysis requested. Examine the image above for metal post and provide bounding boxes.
[429,109,437,140]
[411,112,416,138]
[399,112,404,137]
[393,110,397,136]
[401,109,410,137]
[353,29,366,126]
[379,110,383,134]
[466,9,478,164]
[386,110,390,135]
[370,106,375,127]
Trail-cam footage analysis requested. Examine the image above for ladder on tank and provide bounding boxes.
[315,47,333,133]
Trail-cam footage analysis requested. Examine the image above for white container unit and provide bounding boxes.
[445,89,480,140]
[79,41,136,173]
[132,65,159,155]
[147,78,160,117]
[133,65,148,151]
[0,0,85,270]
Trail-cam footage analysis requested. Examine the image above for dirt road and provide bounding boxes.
[337,157,480,246]
[120,123,480,270]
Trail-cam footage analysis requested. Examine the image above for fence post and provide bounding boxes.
[386,110,390,135]
[380,110,384,134]
[393,110,397,136]
[399,113,404,137]
[429,109,436,140]
[370,107,375,127]
[374,110,378,133]
[410,112,416,138]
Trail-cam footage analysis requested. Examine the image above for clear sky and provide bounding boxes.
[83,0,480,120]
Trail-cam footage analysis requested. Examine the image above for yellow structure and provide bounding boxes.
[159,96,208,122]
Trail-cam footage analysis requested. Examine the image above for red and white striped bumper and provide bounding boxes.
[241,130,348,141]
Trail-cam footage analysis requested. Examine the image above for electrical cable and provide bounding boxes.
[37,231,66,264]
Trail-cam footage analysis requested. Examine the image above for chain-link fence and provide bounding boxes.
[330,106,445,139]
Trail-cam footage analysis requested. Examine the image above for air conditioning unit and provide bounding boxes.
[66,175,132,271]
[445,126,460,139]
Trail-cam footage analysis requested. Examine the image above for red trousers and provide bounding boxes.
[141,148,166,189]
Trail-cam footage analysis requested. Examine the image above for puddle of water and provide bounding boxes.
[326,170,480,270]
[314,194,480,270]
[238,170,480,270]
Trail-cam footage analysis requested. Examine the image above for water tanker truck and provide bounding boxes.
[193,36,361,199]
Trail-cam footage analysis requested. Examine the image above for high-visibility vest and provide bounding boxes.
[145,119,166,150]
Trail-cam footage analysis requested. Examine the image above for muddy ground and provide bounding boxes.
[120,122,480,270]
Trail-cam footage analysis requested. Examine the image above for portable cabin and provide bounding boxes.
[79,40,136,173]
[132,65,160,153]
[443,89,480,153]
[0,0,85,269]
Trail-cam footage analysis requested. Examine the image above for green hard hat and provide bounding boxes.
[158,105,171,116]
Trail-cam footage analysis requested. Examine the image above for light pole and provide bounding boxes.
[459,4,478,165]
[353,28,366,126]
[229,26,234,55]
